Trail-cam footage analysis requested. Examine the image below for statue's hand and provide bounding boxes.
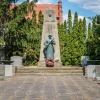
[51,38,56,45]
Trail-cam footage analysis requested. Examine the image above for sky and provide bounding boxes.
[17,0,100,24]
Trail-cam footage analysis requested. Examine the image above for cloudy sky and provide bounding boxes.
[17,0,99,22]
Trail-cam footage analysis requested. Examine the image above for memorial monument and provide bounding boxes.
[38,8,62,67]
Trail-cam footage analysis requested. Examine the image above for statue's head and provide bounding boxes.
[48,34,52,39]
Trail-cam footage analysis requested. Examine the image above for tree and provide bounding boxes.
[0,0,18,24]
[87,15,100,60]
[86,23,94,58]
[63,20,67,33]
[73,12,78,33]
[38,10,44,29]
[59,11,87,65]
[78,19,83,33]
[88,23,93,39]
[67,9,72,34]
[1,0,41,66]
[92,17,96,35]
[82,17,86,33]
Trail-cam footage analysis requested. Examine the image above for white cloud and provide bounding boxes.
[63,13,86,22]
[63,13,90,26]
[36,1,42,4]
[68,0,100,14]
[36,0,53,4]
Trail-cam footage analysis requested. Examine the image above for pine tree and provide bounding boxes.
[92,17,96,35]
[63,20,67,33]
[78,19,83,33]
[69,14,86,65]
[86,23,94,57]
[86,15,100,60]
[88,23,93,38]
[73,12,78,32]
[92,15,100,59]
[38,11,44,29]
[32,10,37,24]
[67,9,72,33]
[83,17,86,33]
[96,15,100,36]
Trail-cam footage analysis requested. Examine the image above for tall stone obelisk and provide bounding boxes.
[38,8,62,67]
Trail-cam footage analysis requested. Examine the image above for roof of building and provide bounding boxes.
[34,4,59,16]
[10,4,59,17]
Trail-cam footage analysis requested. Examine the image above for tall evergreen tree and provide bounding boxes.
[38,10,44,29]
[67,9,72,33]
[88,23,93,38]
[92,17,96,35]
[86,23,94,57]
[82,17,86,33]
[86,15,100,60]
[92,15,100,59]
[63,20,67,33]
[32,10,37,24]
[78,19,83,33]
[73,12,78,32]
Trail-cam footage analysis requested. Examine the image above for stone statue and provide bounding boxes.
[43,35,56,67]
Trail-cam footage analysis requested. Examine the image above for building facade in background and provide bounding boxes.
[10,0,63,24]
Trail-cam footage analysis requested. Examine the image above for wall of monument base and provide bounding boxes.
[38,61,62,67]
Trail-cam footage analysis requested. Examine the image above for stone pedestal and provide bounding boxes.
[86,65,96,79]
[5,65,13,76]
[0,64,15,77]
[11,56,23,67]
[85,65,100,80]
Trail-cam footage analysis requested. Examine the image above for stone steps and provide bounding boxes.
[16,66,83,76]
[17,70,82,73]
[17,66,83,70]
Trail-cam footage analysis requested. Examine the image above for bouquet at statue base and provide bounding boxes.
[46,58,54,67]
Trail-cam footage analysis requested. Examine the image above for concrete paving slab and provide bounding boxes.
[0,76,100,100]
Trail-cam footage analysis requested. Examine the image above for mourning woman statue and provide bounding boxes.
[44,35,56,67]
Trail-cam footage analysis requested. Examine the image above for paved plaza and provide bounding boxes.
[0,76,100,100]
